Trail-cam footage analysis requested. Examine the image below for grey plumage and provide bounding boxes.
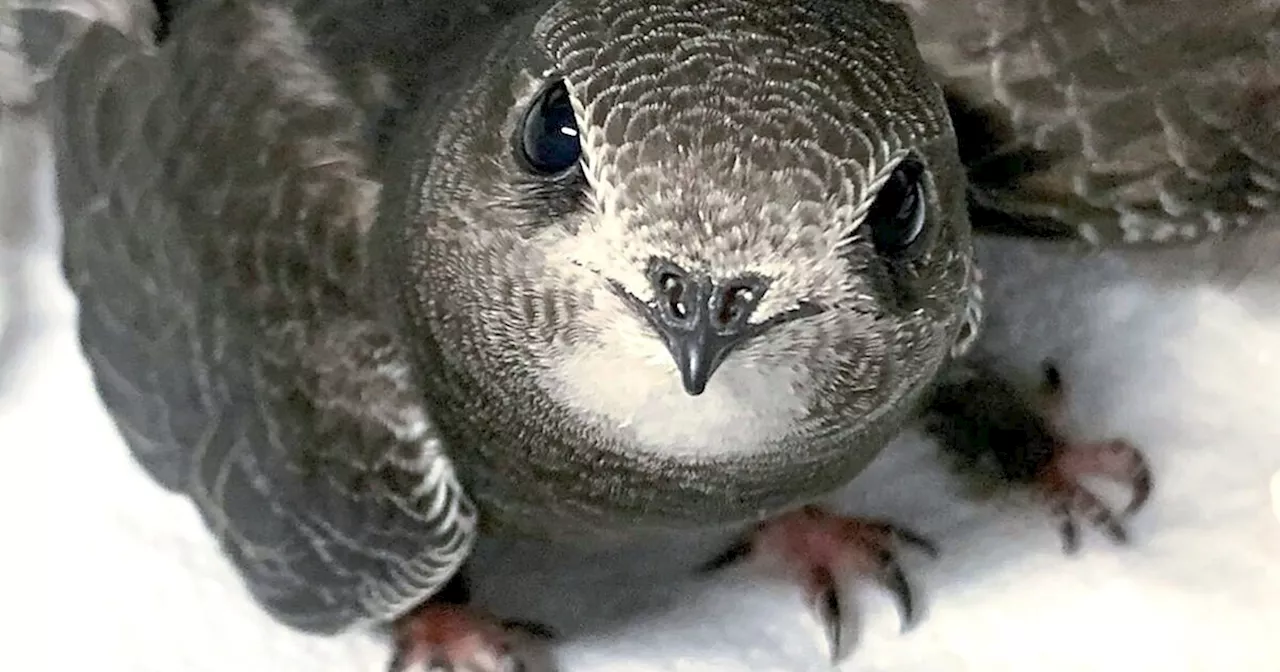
[905,0,1280,244]
[8,0,1276,658]
[19,0,484,631]
[387,0,973,537]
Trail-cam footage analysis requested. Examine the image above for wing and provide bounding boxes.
[22,1,476,633]
[901,0,1280,246]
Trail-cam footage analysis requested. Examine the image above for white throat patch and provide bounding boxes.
[538,298,812,458]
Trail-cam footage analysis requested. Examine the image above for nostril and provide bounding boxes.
[659,272,688,319]
[714,284,756,327]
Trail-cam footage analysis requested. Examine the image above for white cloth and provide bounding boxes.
[5,115,1279,672]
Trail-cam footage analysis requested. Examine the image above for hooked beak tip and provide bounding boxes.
[677,349,713,396]
[681,376,708,396]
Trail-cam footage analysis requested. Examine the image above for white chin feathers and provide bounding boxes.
[539,310,811,459]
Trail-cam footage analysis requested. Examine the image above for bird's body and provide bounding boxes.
[385,0,974,538]
[8,0,1277,665]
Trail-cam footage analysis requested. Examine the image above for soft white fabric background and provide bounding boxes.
[5,104,1280,671]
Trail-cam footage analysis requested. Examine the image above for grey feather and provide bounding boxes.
[20,0,476,632]
[903,0,1280,245]
[11,0,1274,647]
[380,0,973,538]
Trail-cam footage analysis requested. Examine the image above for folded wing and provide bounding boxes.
[23,0,476,633]
[904,0,1280,245]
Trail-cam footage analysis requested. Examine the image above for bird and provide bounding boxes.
[7,0,1276,669]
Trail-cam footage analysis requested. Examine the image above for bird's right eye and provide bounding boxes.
[518,81,582,175]
[867,156,928,257]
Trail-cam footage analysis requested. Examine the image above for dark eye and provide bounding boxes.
[868,157,927,255]
[659,272,688,319]
[519,81,582,175]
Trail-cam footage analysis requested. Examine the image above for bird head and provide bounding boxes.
[387,0,976,478]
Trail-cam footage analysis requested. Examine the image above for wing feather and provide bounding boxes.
[902,0,1280,245]
[29,0,476,633]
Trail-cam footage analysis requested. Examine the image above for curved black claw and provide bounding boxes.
[811,565,854,663]
[698,538,753,574]
[702,505,938,664]
[389,604,557,672]
[1119,444,1154,517]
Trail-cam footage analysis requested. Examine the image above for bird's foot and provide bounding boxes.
[1037,436,1152,553]
[1031,362,1153,553]
[927,360,1154,554]
[388,604,556,672]
[701,504,939,663]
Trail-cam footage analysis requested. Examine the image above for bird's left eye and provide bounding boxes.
[518,81,582,175]
[868,156,928,255]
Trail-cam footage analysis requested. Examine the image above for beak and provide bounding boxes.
[642,269,764,396]
[609,261,771,396]
[654,297,748,396]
